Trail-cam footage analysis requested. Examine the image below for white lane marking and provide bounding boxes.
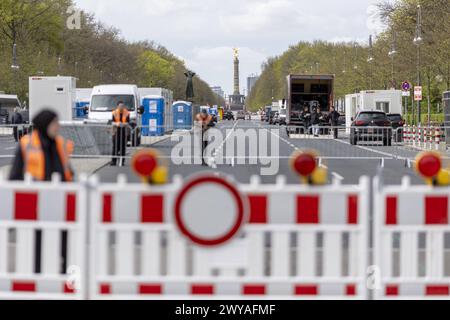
[5,146,16,150]
[332,172,345,181]
[268,130,346,181]
[214,120,239,165]
[335,139,399,159]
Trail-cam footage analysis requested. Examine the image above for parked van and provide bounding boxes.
[88,84,142,145]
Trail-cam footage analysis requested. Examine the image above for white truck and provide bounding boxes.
[29,76,77,122]
[345,90,402,128]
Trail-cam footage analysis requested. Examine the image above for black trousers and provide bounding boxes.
[112,130,127,165]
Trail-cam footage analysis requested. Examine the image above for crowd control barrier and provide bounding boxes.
[0,175,87,299]
[374,176,450,300]
[0,173,448,300]
[89,175,370,300]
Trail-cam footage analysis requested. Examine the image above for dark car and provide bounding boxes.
[224,111,235,121]
[387,113,405,142]
[236,111,246,120]
[268,111,278,125]
[350,111,392,146]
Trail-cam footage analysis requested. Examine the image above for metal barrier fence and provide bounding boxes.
[0,123,449,166]
[0,172,449,300]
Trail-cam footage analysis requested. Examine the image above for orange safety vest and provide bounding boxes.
[112,108,130,124]
[20,131,74,182]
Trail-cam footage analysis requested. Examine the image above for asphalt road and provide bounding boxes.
[95,120,425,185]
[0,135,17,169]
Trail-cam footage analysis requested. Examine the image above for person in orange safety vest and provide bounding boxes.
[9,109,74,182]
[111,101,130,166]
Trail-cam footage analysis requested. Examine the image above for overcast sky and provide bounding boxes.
[74,0,386,95]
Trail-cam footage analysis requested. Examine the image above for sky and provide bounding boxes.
[74,0,386,95]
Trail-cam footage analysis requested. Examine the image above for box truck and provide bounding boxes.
[29,76,76,122]
[345,90,402,128]
[285,74,334,125]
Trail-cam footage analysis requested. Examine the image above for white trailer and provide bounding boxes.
[345,90,402,128]
[29,76,76,122]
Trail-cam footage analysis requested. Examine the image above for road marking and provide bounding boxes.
[335,139,400,159]
[5,146,16,151]
[332,172,345,181]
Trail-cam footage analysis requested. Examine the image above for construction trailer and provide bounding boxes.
[345,90,402,128]
[29,76,77,122]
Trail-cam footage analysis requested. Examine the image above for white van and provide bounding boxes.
[88,84,142,145]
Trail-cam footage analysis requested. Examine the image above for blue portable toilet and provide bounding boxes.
[75,100,89,119]
[142,95,165,136]
[172,101,193,130]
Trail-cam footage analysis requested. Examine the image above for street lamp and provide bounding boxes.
[413,4,423,125]
[11,43,20,93]
[367,35,374,89]
[57,56,62,75]
[388,31,397,89]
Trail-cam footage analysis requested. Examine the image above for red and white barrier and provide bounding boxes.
[0,175,87,299]
[89,175,370,300]
[374,177,450,300]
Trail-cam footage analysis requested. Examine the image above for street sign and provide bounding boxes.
[402,91,411,97]
[402,81,411,91]
[174,175,246,247]
[414,86,423,101]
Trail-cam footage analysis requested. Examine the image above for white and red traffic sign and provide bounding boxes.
[414,86,423,101]
[175,175,246,247]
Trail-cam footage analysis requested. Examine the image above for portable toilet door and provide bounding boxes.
[142,96,165,136]
[173,101,192,130]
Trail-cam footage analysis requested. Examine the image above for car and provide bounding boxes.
[387,113,405,142]
[224,111,235,121]
[278,109,287,125]
[268,111,278,124]
[272,112,280,125]
[236,111,246,120]
[350,111,392,146]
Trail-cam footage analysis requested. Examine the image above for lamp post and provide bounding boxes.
[388,31,397,89]
[367,35,374,89]
[413,4,423,125]
[11,43,20,93]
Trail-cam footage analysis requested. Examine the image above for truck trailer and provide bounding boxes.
[286,74,334,126]
[345,90,402,128]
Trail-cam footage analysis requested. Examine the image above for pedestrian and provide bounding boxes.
[311,107,321,137]
[111,101,130,166]
[9,109,74,181]
[329,106,341,139]
[301,104,311,134]
[11,107,23,142]
[195,109,213,166]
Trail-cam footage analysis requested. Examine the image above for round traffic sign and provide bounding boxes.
[174,175,246,247]
[402,81,411,91]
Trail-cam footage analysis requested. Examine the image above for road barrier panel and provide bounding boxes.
[0,173,87,299]
[374,176,450,300]
[88,173,370,300]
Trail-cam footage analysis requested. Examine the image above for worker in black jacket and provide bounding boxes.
[329,106,341,139]
[310,108,321,137]
[11,107,23,142]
